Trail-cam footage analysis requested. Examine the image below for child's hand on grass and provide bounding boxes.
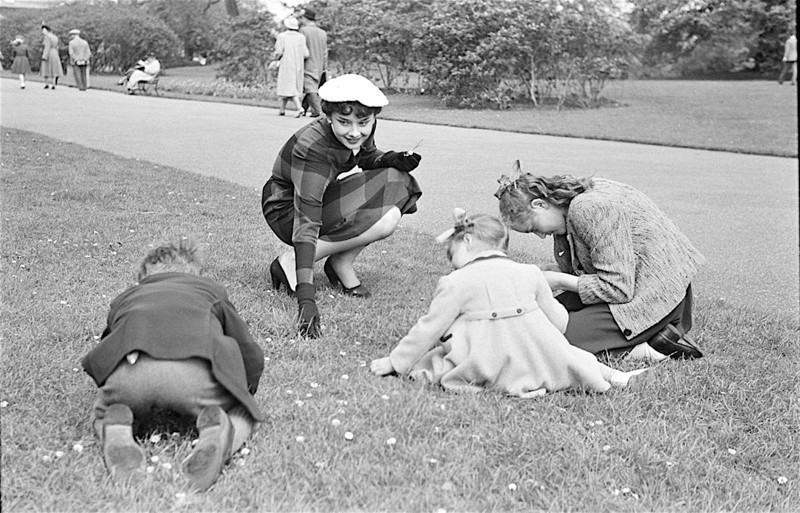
[370,357,394,376]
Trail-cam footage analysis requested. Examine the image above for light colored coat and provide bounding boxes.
[389,253,611,397]
[553,179,705,339]
[783,35,797,62]
[40,32,64,78]
[68,35,91,64]
[274,30,308,97]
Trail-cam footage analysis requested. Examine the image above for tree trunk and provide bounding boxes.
[225,0,239,16]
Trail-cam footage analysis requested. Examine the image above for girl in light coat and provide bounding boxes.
[370,209,647,398]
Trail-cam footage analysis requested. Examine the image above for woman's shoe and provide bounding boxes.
[295,110,306,118]
[648,324,703,359]
[323,258,371,298]
[270,257,295,297]
[44,84,50,89]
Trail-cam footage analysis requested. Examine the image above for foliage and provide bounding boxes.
[414,0,638,108]
[144,0,228,61]
[309,0,433,90]
[212,11,276,85]
[0,4,182,74]
[630,0,797,76]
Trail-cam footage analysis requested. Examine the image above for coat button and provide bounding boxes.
[516,308,522,313]
[491,312,497,318]
[623,329,632,336]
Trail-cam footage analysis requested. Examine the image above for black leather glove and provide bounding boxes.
[295,283,321,338]
[379,151,422,172]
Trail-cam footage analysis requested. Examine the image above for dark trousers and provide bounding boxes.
[778,61,797,84]
[557,286,694,356]
[72,64,88,90]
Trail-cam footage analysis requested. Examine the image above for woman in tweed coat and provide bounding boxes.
[263,74,422,338]
[496,170,705,361]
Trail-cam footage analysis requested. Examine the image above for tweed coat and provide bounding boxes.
[82,273,265,421]
[389,253,611,397]
[552,179,705,339]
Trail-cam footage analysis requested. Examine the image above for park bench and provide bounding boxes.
[137,71,161,96]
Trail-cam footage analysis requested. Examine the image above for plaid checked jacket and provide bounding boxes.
[266,118,391,286]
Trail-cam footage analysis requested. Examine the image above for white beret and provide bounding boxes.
[69,29,81,35]
[318,74,388,107]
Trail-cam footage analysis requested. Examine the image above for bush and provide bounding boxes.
[213,12,276,86]
[0,4,182,74]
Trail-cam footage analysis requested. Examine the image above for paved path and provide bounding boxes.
[2,79,798,319]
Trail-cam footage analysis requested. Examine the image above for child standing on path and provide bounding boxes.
[370,210,647,397]
[81,239,264,490]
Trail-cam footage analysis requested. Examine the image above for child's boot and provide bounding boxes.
[182,405,234,491]
[101,403,145,483]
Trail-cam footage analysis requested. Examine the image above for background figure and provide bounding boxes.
[778,32,797,85]
[40,25,64,89]
[82,239,264,490]
[274,16,308,116]
[299,7,328,117]
[120,55,160,94]
[68,29,91,91]
[10,36,32,89]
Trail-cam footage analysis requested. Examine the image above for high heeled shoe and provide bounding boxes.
[270,258,295,297]
[323,258,371,298]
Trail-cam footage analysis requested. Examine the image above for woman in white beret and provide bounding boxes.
[262,74,423,337]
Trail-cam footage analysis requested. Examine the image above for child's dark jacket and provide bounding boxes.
[82,273,264,421]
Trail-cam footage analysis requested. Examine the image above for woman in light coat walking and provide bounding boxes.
[274,16,308,116]
[40,24,64,89]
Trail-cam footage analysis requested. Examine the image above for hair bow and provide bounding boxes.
[435,208,471,244]
[494,160,523,199]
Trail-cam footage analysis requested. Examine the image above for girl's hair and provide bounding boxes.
[321,100,382,118]
[137,238,203,282]
[41,25,51,32]
[446,212,509,252]
[497,174,593,224]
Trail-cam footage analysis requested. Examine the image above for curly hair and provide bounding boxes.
[497,174,593,224]
[137,238,203,282]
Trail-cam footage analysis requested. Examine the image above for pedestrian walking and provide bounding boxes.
[68,29,91,91]
[778,32,797,85]
[300,7,328,117]
[274,16,308,116]
[40,24,64,89]
[10,36,32,89]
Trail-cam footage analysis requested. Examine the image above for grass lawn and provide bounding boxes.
[11,64,795,157]
[1,129,798,512]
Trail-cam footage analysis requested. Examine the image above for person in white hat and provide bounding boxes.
[262,74,423,337]
[273,16,308,116]
[68,29,92,91]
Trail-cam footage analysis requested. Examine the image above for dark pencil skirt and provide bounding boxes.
[263,167,422,245]
[557,285,694,356]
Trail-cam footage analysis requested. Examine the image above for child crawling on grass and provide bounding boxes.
[370,209,648,397]
[81,238,264,490]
